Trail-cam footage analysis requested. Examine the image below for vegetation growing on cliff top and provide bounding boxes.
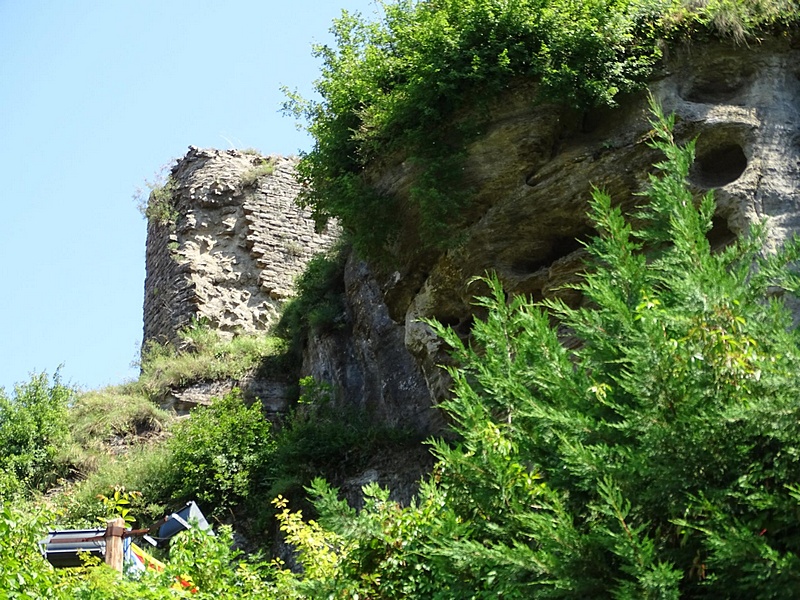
[286,0,799,260]
[135,173,178,226]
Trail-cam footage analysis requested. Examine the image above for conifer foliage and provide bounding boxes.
[289,103,800,598]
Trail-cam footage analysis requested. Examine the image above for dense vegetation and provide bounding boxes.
[6,0,800,596]
[0,373,74,496]
[0,324,416,597]
[286,0,799,259]
[6,99,800,597]
[259,103,800,598]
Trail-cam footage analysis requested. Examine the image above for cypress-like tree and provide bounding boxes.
[290,102,800,598]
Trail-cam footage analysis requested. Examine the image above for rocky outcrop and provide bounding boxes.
[382,38,800,402]
[301,254,443,435]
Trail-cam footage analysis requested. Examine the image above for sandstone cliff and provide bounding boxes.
[379,38,800,410]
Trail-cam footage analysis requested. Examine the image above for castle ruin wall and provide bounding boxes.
[142,147,339,350]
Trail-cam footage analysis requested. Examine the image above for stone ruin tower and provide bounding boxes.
[141,148,436,427]
[142,147,339,350]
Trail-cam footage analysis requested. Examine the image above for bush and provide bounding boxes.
[276,251,346,354]
[0,492,282,599]
[0,371,74,494]
[0,499,60,597]
[268,377,420,501]
[60,390,275,528]
[414,102,800,597]
[166,390,275,514]
[61,442,174,528]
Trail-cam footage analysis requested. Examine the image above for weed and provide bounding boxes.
[135,163,179,226]
[283,240,305,257]
[240,159,275,188]
[276,248,347,355]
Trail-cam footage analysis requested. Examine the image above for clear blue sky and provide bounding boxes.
[0,0,377,394]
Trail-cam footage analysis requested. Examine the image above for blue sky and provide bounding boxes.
[0,0,377,394]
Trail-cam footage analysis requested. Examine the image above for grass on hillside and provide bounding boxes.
[138,320,292,398]
[62,386,173,476]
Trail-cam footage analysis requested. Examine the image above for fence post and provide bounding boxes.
[104,517,126,573]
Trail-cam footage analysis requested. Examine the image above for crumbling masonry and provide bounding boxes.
[142,147,339,349]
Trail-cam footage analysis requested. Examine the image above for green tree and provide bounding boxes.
[166,390,275,514]
[0,371,73,494]
[423,102,800,597]
[282,103,800,598]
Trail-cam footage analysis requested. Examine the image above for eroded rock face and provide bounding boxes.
[379,39,800,406]
[302,254,443,435]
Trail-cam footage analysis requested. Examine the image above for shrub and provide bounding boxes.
[0,499,60,597]
[426,103,800,595]
[166,390,275,514]
[0,371,74,494]
[276,250,346,355]
[268,377,420,501]
[61,442,174,528]
[0,492,280,599]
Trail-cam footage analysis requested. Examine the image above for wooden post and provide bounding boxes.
[104,517,126,573]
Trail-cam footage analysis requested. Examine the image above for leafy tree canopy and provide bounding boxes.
[0,371,73,496]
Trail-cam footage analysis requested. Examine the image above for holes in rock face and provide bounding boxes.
[511,231,592,276]
[512,257,548,274]
[707,215,737,251]
[691,143,747,188]
[680,60,755,104]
